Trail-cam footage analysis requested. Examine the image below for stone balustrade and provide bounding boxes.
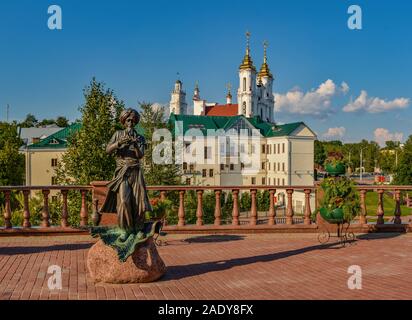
[1,184,411,234]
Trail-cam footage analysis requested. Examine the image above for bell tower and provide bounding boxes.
[169,79,188,115]
[237,31,257,118]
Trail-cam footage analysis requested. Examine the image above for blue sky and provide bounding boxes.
[0,0,411,145]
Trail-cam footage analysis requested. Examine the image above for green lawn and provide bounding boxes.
[365,191,412,216]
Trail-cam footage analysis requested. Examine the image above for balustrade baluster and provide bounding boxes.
[23,190,31,228]
[286,189,294,225]
[80,190,89,227]
[377,189,385,225]
[178,190,185,226]
[232,190,240,226]
[160,191,167,226]
[92,199,100,226]
[359,189,368,224]
[41,189,50,227]
[268,189,276,225]
[196,190,204,226]
[61,189,69,227]
[3,190,12,229]
[304,189,312,225]
[394,190,402,225]
[214,190,222,226]
[250,189,257,226]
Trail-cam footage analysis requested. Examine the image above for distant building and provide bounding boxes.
[19,125,62,147]
[167,34,316,212]
[21,123,81,195]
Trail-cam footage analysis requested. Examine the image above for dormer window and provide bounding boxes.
[50,139,59,145]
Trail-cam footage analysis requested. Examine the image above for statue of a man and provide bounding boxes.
[100,108,152,240]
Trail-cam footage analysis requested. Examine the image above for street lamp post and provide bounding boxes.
[360,147,367,183]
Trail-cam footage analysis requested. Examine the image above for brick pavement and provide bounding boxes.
[0,233,412,300]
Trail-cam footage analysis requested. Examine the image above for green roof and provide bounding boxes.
[168,113,308,138]
[27,122,146,149]
[27,123,82,149]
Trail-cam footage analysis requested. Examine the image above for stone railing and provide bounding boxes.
[1,184,411,234]
[91,182,317,230]
[0,186,92,232]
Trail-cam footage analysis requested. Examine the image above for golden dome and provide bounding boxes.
[239,31,256,71]
[259,41,273,79]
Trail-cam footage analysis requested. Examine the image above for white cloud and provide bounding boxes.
[323,127,346,140]
[274,79,347,118]
[341,82,350,94]
[343,90,410,113]
[374,128,403,147]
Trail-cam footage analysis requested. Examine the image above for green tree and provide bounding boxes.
[56,78,124,185]
[55,116,69,127]
[37,119,56,127]
[138,102,180,186]
[394,135,412,185]
[19,114,38,128]
[314,140,326,168]
[0,122,25,186]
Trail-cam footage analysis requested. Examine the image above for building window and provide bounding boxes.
[204,146,212,160]
[220,164,225,171]
[262,177,266,185]
[262,145,265,154]
[190,164,194,171]
[242,102,246,114]
[268,162,271,170]
[220,143,225,155]
[278,163,280,171]
[261,162,265,170]
[209,169,214,177]
[273,162,276,172]
[282,178,285,186]
[243,77,246,92]
[241,163,245,170]
[274,144,276,154]
[282,143,285,153]
[51,158,58,167]
[251,177,256,185]
[51,177,58,185]
[186,178,191,185]
[202,169,207,178]
[277,178,280,185]
[185,143,191,154]
[183,162,188,170]
[230,164,234,171]
[277,144,280,154]
[282,163,285,172]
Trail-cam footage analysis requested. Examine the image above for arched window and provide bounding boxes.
[243,78,246,92]
[242,102,246,114]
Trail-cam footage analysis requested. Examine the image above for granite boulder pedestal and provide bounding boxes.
[87,237,166,284]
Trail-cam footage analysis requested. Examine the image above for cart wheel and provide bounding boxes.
[318,231,330,244]
[346,232,356,243]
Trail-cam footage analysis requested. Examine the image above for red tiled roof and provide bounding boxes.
[205,104,238,116]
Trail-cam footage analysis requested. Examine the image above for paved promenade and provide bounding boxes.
[0,233,411,300]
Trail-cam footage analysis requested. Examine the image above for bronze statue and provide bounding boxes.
[100,108,152,240]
